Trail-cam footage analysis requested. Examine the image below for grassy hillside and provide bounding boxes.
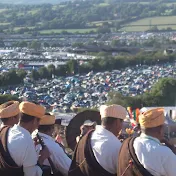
[122,16,176,31]
[39,28,97,34]
[0,0,66,4]
[1,0,176,34]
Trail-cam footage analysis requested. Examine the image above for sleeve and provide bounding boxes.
[48,142,72,176]
[22,137,43,176]
[23,166,43,176]
[23,138,39,167]
[163,148,176,176]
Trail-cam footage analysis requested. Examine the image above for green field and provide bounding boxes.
[89,19,121,27]
[121,25,176,32]
[0,22,10,26]
[165,2,176,6]
[39,28,97,34]
[122,16,176,31]
[0,9,8,13]
[28,9,39,15]
[13,26,35,31]
[127,16,176,26]
[97,3,110,7]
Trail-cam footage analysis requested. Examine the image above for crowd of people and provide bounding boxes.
[0,100,176,176]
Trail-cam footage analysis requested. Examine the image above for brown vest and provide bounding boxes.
[117,137,154,176]
[0,126,24,176]
[68,130,116,176]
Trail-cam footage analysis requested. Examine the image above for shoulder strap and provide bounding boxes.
[85,130,116,176]
[0,126,19,167]
[128,137,154,176]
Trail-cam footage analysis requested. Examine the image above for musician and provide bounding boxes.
[76,120,97,143]
[0,101,50,176]
[0,101,20,128]
[118,108,176,176]
[36,113,71,176]
[69,104,127,176]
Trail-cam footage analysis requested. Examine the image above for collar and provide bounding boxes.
[14,124,31,136]
[95,125,117,138]
[140,133,161,144]
[38,132,55,141]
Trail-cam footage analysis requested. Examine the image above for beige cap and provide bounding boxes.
[83,120,97,127]
[40,114,56,125]
[0,101,20,119]
[19,101,45,119]
[100,104,127,120]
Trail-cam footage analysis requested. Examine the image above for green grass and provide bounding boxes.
[39,28,97,34]
[165,2,176,6]
[0,22,10,26]
[13,26,35,31]
[127,16,176,26]
[0,9,8,13]
[17,12,25,16]
[121,16,176,31]
[120,26,150,32]
[96,3,110,7]
[89,19,121,27]
[28,9,39,15]
[121,25,176,32]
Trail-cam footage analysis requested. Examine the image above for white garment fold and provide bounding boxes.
[35,132,71,176]
[7,125,42,176]
[91,125,121,174]
[134,133,176,176]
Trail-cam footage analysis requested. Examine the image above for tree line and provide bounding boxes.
[29,51,175,80]
[0,51,175,84]
[0,69,26,87]
[108,78,176,109]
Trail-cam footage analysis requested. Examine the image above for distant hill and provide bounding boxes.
[0,0,68,4]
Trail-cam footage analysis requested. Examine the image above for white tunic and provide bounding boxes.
[7,125,42,176]
[134,133,176,176]
[35,132,71,176]
[91,125,122,174]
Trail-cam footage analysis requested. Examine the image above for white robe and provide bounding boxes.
[7,124,42,176]
[134,133,176,176]
[35,132,71,176]
[91,125,122,174]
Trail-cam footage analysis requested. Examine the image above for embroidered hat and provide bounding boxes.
[100,104,127,120]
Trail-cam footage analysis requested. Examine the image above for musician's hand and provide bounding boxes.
[33,137,40,146]
[38,147,51,165]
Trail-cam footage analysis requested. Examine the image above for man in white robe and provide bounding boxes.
[90,104,127,175]
[133,108,176,176]
[7,101,50,176]
[35,113,71,176]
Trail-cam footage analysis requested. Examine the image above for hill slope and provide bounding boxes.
[121,16,176,32]
[0,0,67,4]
